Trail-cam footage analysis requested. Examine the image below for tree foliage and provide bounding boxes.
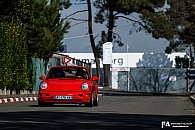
[95,0,177,39]
[164,0,195,54]
[0,0,30,22]
[93,0,175,86]
[0,0,30,91]
[0,22,29,91]
[0,0,71,92]
[1,0,71,60]
[25,0,71,60]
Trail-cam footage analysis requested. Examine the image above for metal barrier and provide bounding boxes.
[111,68,194,93]
[31,58,47,90]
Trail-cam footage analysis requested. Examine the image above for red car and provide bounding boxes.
[38,66,99,107]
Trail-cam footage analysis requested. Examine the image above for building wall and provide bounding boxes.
[60,52,186,68]
[59,52,191,93]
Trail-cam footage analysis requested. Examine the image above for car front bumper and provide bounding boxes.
[38,91,92,104]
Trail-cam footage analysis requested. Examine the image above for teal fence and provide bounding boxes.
[32,54,92,91]
[31,58,47,90]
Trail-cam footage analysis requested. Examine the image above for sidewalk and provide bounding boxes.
[0,88,105,104]
[0,94,38,104]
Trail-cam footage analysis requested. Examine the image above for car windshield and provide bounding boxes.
[46,67,89,80]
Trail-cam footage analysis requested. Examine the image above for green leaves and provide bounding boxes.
[94,0,172,50]
[163,0,195,53]
[25,0,71,60]
[0,0,71,91]
[0,22,29,90]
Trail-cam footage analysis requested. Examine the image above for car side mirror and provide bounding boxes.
[92,76,99,81]
[39,76,46,80]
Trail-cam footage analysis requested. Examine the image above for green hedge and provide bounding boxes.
[0,22,29,91]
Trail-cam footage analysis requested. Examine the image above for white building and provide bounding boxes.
[60,52,186,69]
[59,52,187,91]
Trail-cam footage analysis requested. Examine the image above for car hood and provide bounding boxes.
[46,78,88,91]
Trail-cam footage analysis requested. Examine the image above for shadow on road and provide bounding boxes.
[0,111,194,130]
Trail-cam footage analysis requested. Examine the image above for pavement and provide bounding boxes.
[189,94,195,106]
[0,87,195,105]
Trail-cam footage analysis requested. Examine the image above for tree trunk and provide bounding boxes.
[87,0,101,84]
[104,9,114,87]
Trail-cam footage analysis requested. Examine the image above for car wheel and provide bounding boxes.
[85,93,94,107]
[38,99,45,106]
[93,95,98,106]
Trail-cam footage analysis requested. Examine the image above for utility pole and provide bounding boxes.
[127,44,130,91]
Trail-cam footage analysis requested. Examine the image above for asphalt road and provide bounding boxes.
[0,96,195,130]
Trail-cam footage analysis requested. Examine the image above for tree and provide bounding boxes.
[175,56,190,68]
[164,0,194,52]
[64,0,103,85]
[0,0,30,93]
[87,0,102,84]
[25,0,71,60]
[0,0,71,92]
[0,0,71,62]
[162,0,195,68]
[0,0,30,22]
[23,0,72,90]
[93,0,174,87]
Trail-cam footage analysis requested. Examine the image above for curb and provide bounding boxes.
[190,95,195,106]
[0,97,38,104]
[0,87,105,104]
[0,94,103,104]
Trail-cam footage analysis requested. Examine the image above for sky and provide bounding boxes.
[61,0,170,53]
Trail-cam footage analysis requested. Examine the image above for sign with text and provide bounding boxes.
[103,42,112,64]
[62,56,71,66]
[111,67,130,71]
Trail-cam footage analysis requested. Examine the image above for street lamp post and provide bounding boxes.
[127,44,130,91]
[127,44,129,67]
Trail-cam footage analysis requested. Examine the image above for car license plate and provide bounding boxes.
[54,96,72,100]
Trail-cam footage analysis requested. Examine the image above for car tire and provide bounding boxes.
[93,95,98,106]
[38,99,53,107]
[38,99,45,107]
[85,93,94,107]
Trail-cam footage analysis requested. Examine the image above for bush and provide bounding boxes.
[0,22,29,91]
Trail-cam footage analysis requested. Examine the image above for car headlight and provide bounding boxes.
[81,83,88,90]
[40,82,47,89]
